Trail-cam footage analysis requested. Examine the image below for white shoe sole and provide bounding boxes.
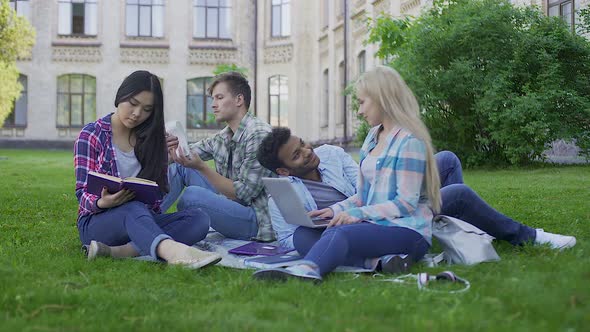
[176,254,222,270]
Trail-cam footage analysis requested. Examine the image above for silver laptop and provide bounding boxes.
[262,177,330,228]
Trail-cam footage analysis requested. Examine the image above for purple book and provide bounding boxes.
[228,242,295,256]
[86,171,162,205]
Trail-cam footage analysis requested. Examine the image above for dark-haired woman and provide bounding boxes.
[74,71,220,269]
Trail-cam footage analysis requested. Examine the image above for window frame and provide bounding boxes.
[56,74,96,129]
[547,0,575,31]
[186,77,222,129]
[9,0,31,20]
[2,74,28,128]
[57,0,98,37]
[125,0,165,38]
[268,75,289,127]
[321,68,329,128]
[271,0,290,37]
[193,0,232,40]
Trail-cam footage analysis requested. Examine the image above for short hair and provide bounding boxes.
[208,71,252,109]
[257,127,292,173]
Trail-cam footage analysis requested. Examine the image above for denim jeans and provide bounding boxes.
[293,223,430,276]
[77,201,210,259]
[161,163,258,240]
[435,151,536,245]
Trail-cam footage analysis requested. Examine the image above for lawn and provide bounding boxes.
[0,149,588,331]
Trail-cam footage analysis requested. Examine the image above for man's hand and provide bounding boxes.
[171,145,206,170]
[327,211,361,228]
[166,133,179,161]
[96,187,135,209]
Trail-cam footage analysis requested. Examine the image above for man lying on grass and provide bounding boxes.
[257,127,577,255]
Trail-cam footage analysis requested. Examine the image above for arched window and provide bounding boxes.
[336,61,345,125]
[187,77,219,129]
[321,69,329,128]
[268,75,288,127]
[57,74,96,127]
[357,50,366,75]
[194,0,232,39]
[3,74,27,128]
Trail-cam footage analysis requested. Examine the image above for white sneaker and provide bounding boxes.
[535,229,576,250]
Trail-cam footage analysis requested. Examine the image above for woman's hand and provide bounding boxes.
[308,208,334,219]
[96,187,135,209]
[327,211,361,228]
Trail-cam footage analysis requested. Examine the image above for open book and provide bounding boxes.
[165,120,191,159]
[86,171,162,204]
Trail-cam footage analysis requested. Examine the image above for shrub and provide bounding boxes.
[365,0,590,165]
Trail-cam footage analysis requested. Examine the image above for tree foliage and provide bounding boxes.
[366,0,590,165]
[0,0,35,125]
[212,63,248,77]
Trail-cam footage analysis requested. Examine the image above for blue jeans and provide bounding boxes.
[435,151,536,245]
[161,163,258,240]
[77,201,210,259]
[293,223,430,276]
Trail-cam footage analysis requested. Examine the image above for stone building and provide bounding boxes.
[1,0,587,147]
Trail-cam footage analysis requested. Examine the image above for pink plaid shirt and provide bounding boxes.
[74,114,163,219]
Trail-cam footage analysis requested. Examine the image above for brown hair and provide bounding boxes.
[208,71,252,109]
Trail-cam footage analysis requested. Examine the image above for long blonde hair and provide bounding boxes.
[356,66,441,213]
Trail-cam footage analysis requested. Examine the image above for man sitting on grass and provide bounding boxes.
[257,127,576,252]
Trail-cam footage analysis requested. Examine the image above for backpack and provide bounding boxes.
[425,215,501,266]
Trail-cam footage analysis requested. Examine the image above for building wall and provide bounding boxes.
[2,0,589,146]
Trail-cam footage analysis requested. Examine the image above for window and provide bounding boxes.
[9,0,31,20]
[358,51,366,75]
[268,75,288,127]
[271,0,290,37]
[126,0,164,37]
[56,74,96,127]
[194,0,232,39]
[321,69,329,128]
[3,75,27,128]
[58,0,97,36]
[548,0,574,30]
[187,77,220,129]
[336,61,345,125]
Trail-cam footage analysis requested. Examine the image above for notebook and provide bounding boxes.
[243,254,304,269]
[228,242,295,256]
[261,177,331,229]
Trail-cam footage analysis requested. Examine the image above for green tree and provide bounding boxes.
[0,0,35,125]
[366,0,590,165]
[212,64,248,77]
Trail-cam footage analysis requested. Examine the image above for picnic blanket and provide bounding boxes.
[137,231,374,273]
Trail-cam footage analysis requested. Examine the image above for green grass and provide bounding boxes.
[0,149,588,331]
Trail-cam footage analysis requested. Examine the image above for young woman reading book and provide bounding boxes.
[253,66,441,282]
[74,70,221,269]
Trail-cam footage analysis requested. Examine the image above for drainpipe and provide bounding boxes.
[254,0,259,115]
[343,0,348,143]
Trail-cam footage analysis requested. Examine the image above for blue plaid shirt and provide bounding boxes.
[331,125,434,243]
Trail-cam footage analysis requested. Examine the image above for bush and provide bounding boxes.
[365,0,590,165]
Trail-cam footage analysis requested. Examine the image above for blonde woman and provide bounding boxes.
[254,66,440,282]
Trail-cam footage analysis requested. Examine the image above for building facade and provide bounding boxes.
[2,0,587,147]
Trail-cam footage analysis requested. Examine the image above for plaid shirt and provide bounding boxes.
[330,125,434,243]
[74,114,163,219]
[190,112,275,241]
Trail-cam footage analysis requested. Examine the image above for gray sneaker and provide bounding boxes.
[82,240,111,260]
